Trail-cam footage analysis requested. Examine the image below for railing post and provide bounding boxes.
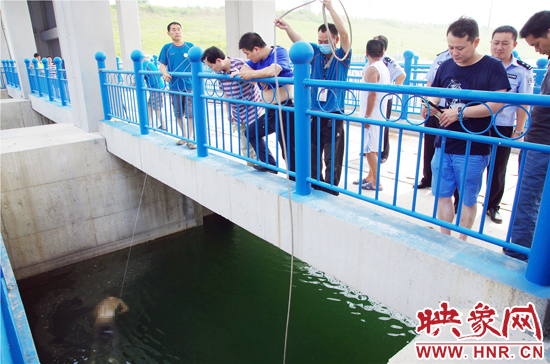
[95,52,111,121]
[131,50,149,135]
[534,58,549,95]
[289,41,314,196]
[401,50,414,121]
[24,59,35,93]
[54,57,67,106]
[412,55,419,80]
[10,60,19,88]
[189,46,208,157]
[525,159,550,286]
[32,58,43,97]
[43,58,54,101]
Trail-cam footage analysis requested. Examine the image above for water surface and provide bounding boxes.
[19,215,416,363]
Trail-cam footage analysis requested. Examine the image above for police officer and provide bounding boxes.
[416,50,452,189]
[487,25,534,224]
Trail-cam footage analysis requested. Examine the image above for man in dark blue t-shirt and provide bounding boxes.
[421,17,510,241]
[233,32,295,174]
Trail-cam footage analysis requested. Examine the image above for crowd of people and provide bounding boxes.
[151,3,549,261]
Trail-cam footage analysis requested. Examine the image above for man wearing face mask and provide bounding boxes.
[275,0,351,196]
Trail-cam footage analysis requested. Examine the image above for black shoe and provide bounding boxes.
[487,208,503,224]
[415,179,431,189]
[253,164,277,174]
[380,157,388,164]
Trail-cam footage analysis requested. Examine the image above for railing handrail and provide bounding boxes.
[95,47,550,285]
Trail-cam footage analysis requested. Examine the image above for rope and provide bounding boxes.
[119,173,148,299]
[273,2,352,363]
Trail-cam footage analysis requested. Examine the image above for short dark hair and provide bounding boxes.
[373,35,388,51]
[238,32,267,51]
[318,23,338,38]
[492,25,518,42]
[201,46,226,63]
[33,53,40,58]
[447,16,479,42]
[520,11,550,39]
[366,39,384,58]
[167,22,181,32]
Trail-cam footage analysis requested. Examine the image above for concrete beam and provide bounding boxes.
[0,0,38,98]
[99,120,550,336]
[53,0,117,132]
[115,0,142,70]
[225,0,275,58]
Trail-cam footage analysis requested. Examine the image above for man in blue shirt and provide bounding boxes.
[506,11,550,261]
[233,32,295,174]
[143,57,166,131]
[159,22,196,149]
[486,26,533,224]
[274,0,351,194]
[421,17,510,241]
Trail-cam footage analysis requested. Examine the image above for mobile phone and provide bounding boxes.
[422,99,444,113]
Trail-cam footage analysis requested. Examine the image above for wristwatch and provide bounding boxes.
[457,106,468,120]
[514,129,525,136]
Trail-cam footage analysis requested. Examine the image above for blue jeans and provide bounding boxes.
[506,150,550,261]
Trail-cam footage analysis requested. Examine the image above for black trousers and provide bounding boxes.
[486,125,514,210]
[248,102,295,172]
[421,115,439,184]
[311,114,345,191]
[380,99,392,160]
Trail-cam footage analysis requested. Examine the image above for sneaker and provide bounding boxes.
[176,139,185,145]
[487,208,503,224]
[186,142,197,150]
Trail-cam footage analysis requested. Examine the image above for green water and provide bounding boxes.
[19,215,416,363]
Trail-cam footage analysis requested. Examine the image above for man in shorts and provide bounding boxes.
[421,17,510,241]
[357,40,390,191]
[159,22,196,149]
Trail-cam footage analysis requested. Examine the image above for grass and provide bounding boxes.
[110,4,542,64]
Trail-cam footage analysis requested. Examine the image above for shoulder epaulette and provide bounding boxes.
[517,59,533,70]
[436,50,447,56]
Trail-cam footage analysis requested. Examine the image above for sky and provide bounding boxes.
[147,0,548,31]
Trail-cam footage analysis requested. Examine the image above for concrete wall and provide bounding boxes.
[27,94,71,124]
[0,124,205,279]
[98,119,550,335]
[0,98,53,129]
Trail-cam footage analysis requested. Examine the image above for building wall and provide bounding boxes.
[0,124,205,279]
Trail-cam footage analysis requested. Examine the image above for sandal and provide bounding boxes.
[353,177,369,185]
[362,181,383,191]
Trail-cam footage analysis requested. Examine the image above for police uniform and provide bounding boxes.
[378,53,406,160]
[419,51,452,187]
[487,56,534,215]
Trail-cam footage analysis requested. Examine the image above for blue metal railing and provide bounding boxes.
[1,60,20,89]
[0,67,6,89]
[24,57,71,107]
[96,46,550,286]
[1,236,40,363]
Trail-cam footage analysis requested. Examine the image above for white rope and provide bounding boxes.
[273,2,352,363]
[119,173,148,299]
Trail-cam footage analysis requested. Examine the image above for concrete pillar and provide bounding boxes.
[224,0,275,58]
[115,0,142,69]
[53,0,117,132]
[0,0,38,98]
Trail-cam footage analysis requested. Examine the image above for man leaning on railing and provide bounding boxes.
[505,11,550,262]
[200,46,261,166]
[421,16,510,242]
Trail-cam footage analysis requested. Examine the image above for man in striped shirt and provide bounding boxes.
[201,46,262,164]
